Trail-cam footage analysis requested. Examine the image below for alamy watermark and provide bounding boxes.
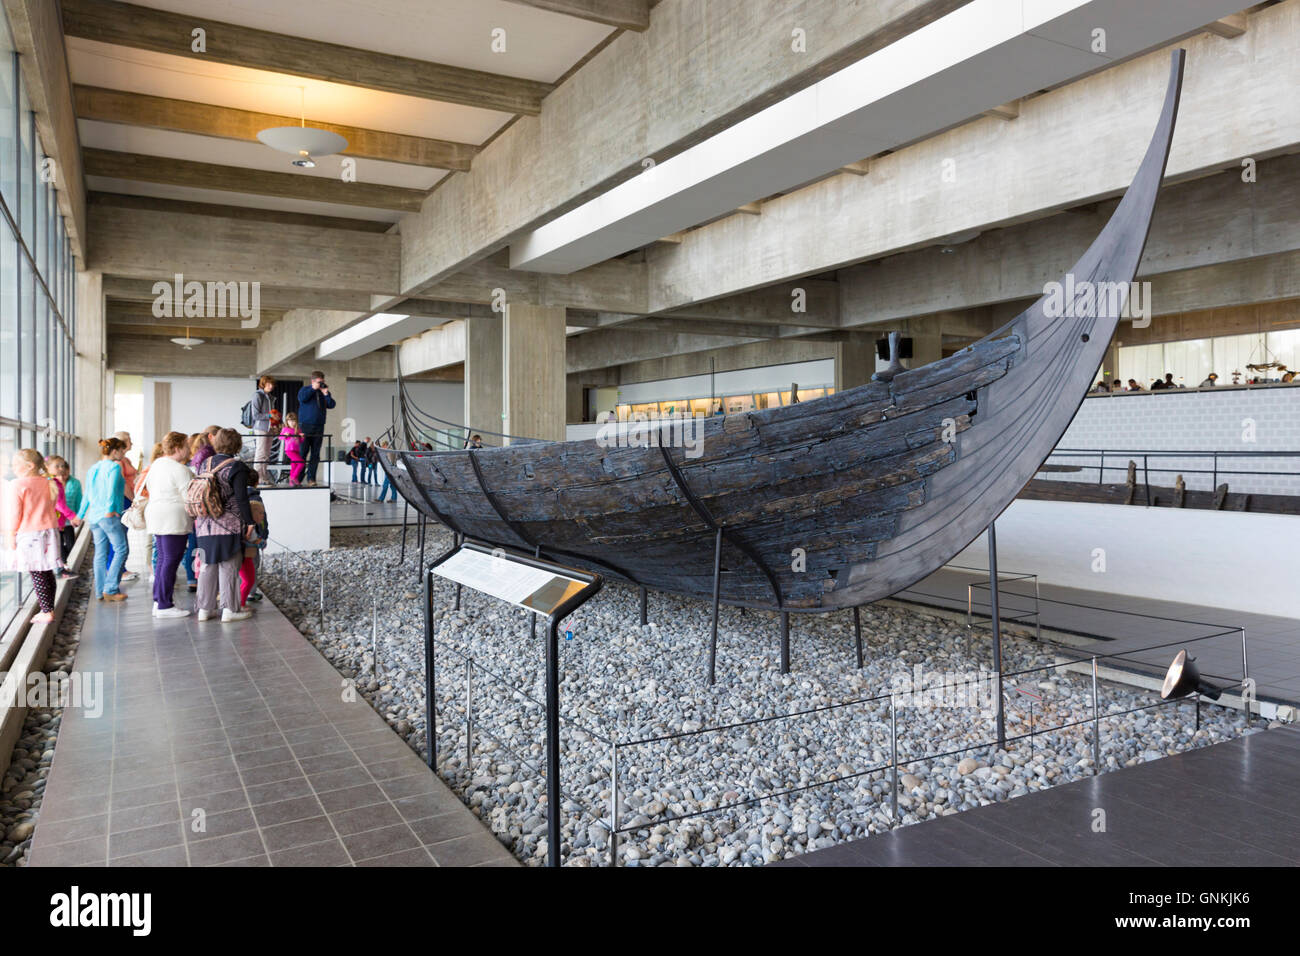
[596,414,705,459]
[891,664,997,709]
[1042,276,1151,328]
[152,273,261,328]
[0,671,104,718]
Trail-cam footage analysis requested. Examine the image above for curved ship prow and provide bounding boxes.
[379,49,1188,615]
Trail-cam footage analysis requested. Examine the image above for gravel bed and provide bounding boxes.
[0,568,92,867]
[261,526,1258,867]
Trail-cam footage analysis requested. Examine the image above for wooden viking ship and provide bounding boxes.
[379,50,1186,616]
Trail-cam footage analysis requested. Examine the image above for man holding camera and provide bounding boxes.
[296,370,336,487]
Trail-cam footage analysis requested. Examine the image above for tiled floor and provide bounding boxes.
[898,568,1300,705]
[329,481,406,528]
[778,725,1300,866]
[28,570,517,867]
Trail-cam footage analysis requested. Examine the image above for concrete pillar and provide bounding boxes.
[904,316,943,367]
[837,332,879,390]
[464,318,503,445]
[566,374,584,423]
[74,270,105,474]
[503,303,565,443]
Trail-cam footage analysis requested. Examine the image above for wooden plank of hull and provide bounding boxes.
[380,51,1187,613]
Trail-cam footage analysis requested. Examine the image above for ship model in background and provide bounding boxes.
[379,50,1187,616]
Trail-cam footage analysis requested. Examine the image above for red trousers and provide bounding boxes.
[239,557,256,607]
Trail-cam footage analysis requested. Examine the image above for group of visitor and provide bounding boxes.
[1092,366,1300,393]
[2,423,271,625]
[245,371,334,487]
[347,436,398,502]
[2,365,401,627]
[1092,372,1222,392]
[347,438,380,484]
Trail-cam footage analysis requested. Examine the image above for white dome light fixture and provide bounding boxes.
[256,126,348,168]
[257,89,347,168]
[171,326,204,350]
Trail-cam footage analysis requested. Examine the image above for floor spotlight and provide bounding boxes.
[1160,650,1224,701]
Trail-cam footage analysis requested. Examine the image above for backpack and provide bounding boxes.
[184,458,238,520]
[240,399,256,429]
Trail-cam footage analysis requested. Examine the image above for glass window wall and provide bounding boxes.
[0,13,80,634]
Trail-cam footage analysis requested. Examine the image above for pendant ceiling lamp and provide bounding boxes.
[171,326,204,350]
[257,88,347,167]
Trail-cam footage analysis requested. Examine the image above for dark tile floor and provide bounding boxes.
[778,726,1300,866]
[330,481,406,528]
[899,568,1300,705]
[28,569,517,867]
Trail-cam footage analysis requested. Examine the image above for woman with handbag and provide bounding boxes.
[194,428,255,623]
[128,442,163,582]
[144,431,195,619]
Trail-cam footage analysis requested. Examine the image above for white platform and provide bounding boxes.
[261,488,331,554]
[954,500,1300,620]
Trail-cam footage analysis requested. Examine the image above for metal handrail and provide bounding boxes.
[1041,447,1300,496]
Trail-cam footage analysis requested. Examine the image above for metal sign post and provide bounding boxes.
[988,520,1006,749]
[424,540,602,868]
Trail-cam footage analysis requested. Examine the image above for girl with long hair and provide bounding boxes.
[2,449,63,622]
[281,412,306,487]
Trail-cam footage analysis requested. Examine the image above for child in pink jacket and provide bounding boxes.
[2,450,63,622]
[281,412,306,486]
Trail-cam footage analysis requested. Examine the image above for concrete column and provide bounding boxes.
[74,270,105,474]
[904,316,943,367]
[464,318,503,445]
[565,374,584,424]
[503,303,565,444]
[837,332,879,390]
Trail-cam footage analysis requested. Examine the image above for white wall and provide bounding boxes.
[953,500,1300,619]
[344,380,463,445]
[143,375,255,444]
[143,376,466,450]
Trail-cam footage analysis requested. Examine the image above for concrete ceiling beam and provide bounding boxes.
[399,0,968,296]
[84,148,426,212]
[88,204,400,294]
[503,0,649,32]
[75,86,478,171]
[648,5,1300,313]
[61,0,552,114]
